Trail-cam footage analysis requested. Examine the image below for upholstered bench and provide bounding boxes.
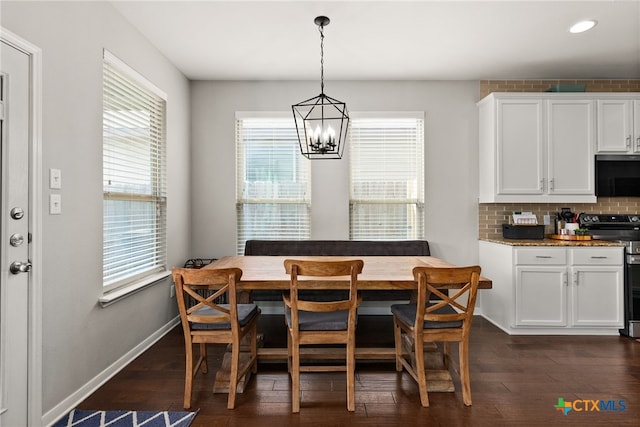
[243,239,430,302]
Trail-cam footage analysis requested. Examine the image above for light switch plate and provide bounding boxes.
[50,168,62,189]
[50,194,61,215]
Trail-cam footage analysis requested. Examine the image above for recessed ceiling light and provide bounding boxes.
[569,20,597,34]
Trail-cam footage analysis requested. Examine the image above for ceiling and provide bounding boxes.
[111,0,640,81]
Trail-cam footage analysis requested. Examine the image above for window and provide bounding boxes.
[236,113,311,254]
[349,113,425,240]
[102,51,167,292]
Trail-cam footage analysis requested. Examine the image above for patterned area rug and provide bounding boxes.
[52,409,197,427]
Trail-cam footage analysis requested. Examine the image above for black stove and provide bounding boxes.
[578,213,640,243]
[578,213,640,337]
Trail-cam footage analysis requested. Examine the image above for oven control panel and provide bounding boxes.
[579,214,640,226]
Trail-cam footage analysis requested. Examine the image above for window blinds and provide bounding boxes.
[349,114,425,240]
[236,115,311,255]
[103,51,167,291]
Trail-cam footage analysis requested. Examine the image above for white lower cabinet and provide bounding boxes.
[570,266,623,326]
[479,241,624,335]
[515,266,567,326]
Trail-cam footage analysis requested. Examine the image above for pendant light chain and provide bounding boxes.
[319,23,325,94]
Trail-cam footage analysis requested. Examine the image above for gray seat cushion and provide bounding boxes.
[390,303,462,329]
[191,303,259,330]
[285,309,350,331]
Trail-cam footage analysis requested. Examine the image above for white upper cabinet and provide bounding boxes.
[596,98,640,153]
[478,93,596,203]
[547,99,595,195]
[496,98,544,196]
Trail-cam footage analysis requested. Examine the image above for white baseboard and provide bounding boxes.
[41,317,180,427]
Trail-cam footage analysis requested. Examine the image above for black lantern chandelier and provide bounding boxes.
[292,16,349,160]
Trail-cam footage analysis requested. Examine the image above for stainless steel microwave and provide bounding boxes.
[595,154,640,197]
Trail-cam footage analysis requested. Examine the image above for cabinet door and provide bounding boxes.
[570,267,624,327]
[634,100,640,153]
[496,99,544,195]
[515,266,567,326]
[596,99,633,152]
[547,100,594,195]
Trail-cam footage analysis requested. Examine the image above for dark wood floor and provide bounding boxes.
[77,315,640,426]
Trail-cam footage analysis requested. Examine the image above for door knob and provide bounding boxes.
[9,261,32,274]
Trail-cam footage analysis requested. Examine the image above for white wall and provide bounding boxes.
[190,80,481,266]
[2,1,191,419]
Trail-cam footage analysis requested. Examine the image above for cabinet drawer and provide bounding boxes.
[571,248,623,265]
[515,248,566,265]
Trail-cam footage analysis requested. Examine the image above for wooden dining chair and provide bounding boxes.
[282,258,364,413]
[172,267,260,410]
[391,265,481,407]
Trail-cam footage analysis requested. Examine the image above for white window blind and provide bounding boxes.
[236,114,311,255]
[349,113,425,240]
[103,51,167,292]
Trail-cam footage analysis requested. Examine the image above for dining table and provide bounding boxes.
[203,255,492,394]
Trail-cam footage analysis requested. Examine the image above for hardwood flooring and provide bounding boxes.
[77,315,640,426]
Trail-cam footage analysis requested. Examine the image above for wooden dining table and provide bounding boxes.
[204,255,492,394]
[206,255,492,291]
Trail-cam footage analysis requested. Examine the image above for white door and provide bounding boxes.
[634,100,640,153]
[570,267,624,327]
[496,99,545,195]
[546,99,595,195]
[1,39,32,427]
[596,99,633,153]
[515,266,567,326]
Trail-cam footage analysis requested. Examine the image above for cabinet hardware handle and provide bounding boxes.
[539,178,544,191]
[627,135,632,148]
[549,178,554,191]
[563,272,568,286]
[636,136,640,150]
[591,256,608,259]
[535,255,553,258]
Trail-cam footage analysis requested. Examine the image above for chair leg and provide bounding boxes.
[200,343,208,373]
[251,324,258,374]
[227,341,240,409]
[459,340,472,406]
[392,318,403,372]
[346,336,356,412]
[414,334,429,407]
[183,343,194,409]
[442,342,450,370]
[287,330,292,376]
[291,337,300,413]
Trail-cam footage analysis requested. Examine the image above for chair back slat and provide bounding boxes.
[284,259,363,313]
[412,266,481,329]
[173,267,242,329]
[284,259,363,333]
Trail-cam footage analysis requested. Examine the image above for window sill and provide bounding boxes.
[99,270,171,307]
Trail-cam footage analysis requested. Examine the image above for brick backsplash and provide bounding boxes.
[480,79,640,99]
[479,198,640,239]
[477,80,640,239]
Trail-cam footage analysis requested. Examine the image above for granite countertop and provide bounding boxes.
[481,237,625,247]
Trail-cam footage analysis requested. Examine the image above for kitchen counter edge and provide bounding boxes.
[480,237,625,247]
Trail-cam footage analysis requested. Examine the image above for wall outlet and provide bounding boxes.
[170,285,175,298]
[543,214,551,225]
